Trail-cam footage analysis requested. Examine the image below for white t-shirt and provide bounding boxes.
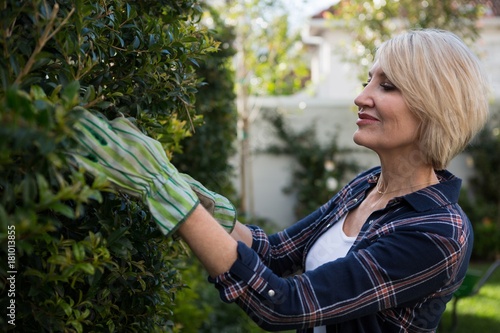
[305,214,356,333]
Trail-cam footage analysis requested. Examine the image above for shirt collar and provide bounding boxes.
[362,167,462,212]
[404,170,462,212]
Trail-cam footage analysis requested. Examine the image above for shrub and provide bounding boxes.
[460,110,500,260]
[0,0,220,331]
[171,7,238,196]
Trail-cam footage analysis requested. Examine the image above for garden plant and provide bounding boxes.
[0,0,231,332]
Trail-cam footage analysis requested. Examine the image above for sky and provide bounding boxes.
[287,0,339,30]
[291,0,338,15]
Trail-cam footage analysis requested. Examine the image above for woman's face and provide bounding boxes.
[353,62,422,158]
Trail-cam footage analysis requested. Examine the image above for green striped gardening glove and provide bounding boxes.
[104,117,237,233]
[179,173,237,233]
[71,110,199,237]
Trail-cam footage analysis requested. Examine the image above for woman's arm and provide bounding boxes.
[178,205,238,277]
[230,221,253,247]
[195,210,471,331]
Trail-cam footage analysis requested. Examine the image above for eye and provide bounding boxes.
[380,82,397,91]
[362,80,370,88]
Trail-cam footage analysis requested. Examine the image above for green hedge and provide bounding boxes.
[0,1,221,331]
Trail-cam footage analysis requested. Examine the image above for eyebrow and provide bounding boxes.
[368,70,388,79]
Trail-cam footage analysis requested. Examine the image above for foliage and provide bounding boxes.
[172,6,238,196]
[221,0,310,96]
[0,0,220,331]
[264,111,362,219]
[172,257,268,333]
[170,8,270,331]
[209,0,311,215]
[328,0,485,80]
[459,110,500,260]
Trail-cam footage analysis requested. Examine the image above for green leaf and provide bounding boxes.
[82,85,96,103]
[30,85,47,100]
[69,320,83,333]
[76,263,95,275]
[35,173,50,198]
[6,87,33,117]
[107,226,130,245]
[22,174,38,206]
[61,81,81,106]
[24,268,46,280]
[73,242,85,261]
[60,299,73,317]
[107,319,116,332]
[48,202,75,219]
[50,84,63,100]
[132,36,140,49]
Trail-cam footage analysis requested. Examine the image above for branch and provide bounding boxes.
[14,3,75,85]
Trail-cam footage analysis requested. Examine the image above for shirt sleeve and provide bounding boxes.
[208,214,472,332]
[244,206,327,278]
[246,225,271,265]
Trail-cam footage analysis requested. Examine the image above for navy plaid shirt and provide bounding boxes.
[210,167,472,332]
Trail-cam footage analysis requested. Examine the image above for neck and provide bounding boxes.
[376,167,439,197]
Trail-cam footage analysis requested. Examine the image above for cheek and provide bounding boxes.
[392,104,420,133]
[394,119,422,147]
[406,116,422,138]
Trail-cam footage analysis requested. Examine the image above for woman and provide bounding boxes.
[177,29,491,332]
[73,29,490,332]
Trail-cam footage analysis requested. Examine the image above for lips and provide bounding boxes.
[356,112,379,126]
[358,113,379,121]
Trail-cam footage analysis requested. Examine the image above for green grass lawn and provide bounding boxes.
[438,261,500,333]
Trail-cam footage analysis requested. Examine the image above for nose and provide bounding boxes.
[354,84,374,110]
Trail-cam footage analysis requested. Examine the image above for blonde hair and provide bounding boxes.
[376,29,490,170]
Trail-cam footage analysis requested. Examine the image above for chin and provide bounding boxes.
[353,131,369,147]
[353,132,379,153]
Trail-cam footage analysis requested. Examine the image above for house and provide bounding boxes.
[234,3,500,227]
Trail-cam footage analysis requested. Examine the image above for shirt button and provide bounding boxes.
[268,290,275,297]
[353,198,358,203]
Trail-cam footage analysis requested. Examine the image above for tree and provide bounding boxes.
[0,0,221,331]
[211,0,310,217]
[222,0,309,97]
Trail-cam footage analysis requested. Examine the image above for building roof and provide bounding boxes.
[311,0,500,19]
[481,0,500,16]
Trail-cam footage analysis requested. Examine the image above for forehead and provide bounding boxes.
[368,62,386,78]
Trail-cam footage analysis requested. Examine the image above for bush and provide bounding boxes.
[460,109,500,261]
[0,0,220,331]
[172,7,238,196]
[263,111,362,219]
[169,8,265,332]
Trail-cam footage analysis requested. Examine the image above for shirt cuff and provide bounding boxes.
[247,225,271,264]
[209,241,277,303]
